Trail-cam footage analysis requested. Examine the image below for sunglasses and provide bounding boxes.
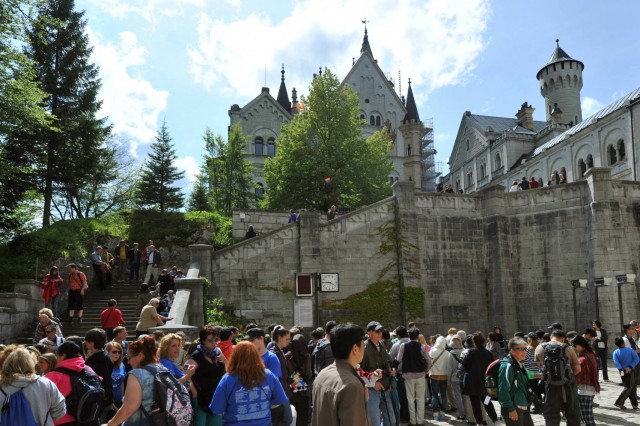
[513,347,527,352]
[110,350,122,354]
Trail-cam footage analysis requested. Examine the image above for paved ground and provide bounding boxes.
[398,366,640,425]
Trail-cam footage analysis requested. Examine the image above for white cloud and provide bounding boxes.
[581,97,605,118]
[86,0,205,25]
[187,0,490,104]
[86,28,170,156]
[174,156,200,183]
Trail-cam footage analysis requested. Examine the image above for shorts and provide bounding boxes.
[67,289,83,311]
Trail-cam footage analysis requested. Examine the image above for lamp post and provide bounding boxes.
[593,277,611,321]
[616,273,636,335]
[571,279,588,330]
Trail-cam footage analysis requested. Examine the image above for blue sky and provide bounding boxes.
[77,0,640,193]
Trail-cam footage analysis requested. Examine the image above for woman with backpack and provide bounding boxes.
[286,333,312,426]
[571,335,600,426]
[104,335,181,426]
[0,347,66,425]
[45,341,93,426]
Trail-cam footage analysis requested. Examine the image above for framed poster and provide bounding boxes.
[295,273,313,297]
[293,298,314,328]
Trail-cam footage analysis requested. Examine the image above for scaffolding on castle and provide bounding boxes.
[420,118,442,191]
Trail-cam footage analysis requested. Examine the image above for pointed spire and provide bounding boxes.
[276,64,291,113]
[402,79,420,123]
[360,19,372,56]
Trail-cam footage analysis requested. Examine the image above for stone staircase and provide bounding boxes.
[59,283,142,340]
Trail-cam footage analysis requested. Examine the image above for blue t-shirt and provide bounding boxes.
[111,363,126,404]
[160,357,184,379]
[261,350,281,379]
[209,370,288,426]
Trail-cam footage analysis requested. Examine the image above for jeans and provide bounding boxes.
[367,388,396,426]
[129,262,140,282]
[596,347,608,380]
[404,377,426,424]
[430,378,448,412]
[46,294,60,318]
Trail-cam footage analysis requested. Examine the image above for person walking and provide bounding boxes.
[498,337,533,426]
[612,336,639,409]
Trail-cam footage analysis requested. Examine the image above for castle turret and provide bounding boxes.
[537,39,584,125]
[399,79,423,189]
[276,65,291,113]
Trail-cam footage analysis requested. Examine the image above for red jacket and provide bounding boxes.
[218,340,235,360]
[41,274,62,303]
[46,357,95,425]
[100,307,126,329]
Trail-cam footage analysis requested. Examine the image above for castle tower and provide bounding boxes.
[536,39,584,125]
[398,79,423,189]
[276,65,291,113]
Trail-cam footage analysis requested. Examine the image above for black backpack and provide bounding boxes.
[541,342,570,387]
[54,367,106,424]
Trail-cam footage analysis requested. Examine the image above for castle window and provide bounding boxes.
[466,139,470,151]
[455,179,461,192]
[586,154,593,169]
[570,62,573,69]
[407,144,412,156]
[466,171,473,188]
[375,116,381,126]
[389,177,394,184]
[480,163,487,179]
[364,98,370,103]
[255,183,265,198]
[560,167,567,182]
[370,115,375,125]
[608,145,617,165]
[360,114,365,121]
[618,139,626,161]
[267,139,276,157]
[255,137,264,156]
[561,62,565,70]
[495,153,503,170]
[578,159,586,178]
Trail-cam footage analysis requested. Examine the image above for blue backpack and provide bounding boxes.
[0,383,39,426]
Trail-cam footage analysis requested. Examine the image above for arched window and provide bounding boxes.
[578,159,586,178]
[255,183,265,197]
[370,115,375,125]
[608,145,617,165]
[375,116,381,126]
[255,137,264,156]
[407,144,412,156]
[586,154,593,169]
[495,153,503,170]
[360,114,365,121]
[267,138,276,157]
[618,139,626,161]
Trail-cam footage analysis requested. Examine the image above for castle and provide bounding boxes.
[443,40,639,192]
[228,27,440,196]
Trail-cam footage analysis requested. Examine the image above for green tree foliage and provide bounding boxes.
[199,124,255,216]
[0,0,53,234]
[4,0,112,227]
[136,121,185,213]
[187,178,210,212]
[263,69,393,210]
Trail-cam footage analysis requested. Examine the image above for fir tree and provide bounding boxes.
[137,121,185,213]
[4,0,111,227]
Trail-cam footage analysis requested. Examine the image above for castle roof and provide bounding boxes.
[276,65,291,113]
[537,40,584,79]
[361,26,372,56]
[529,86,640,160]
[464,113,547,136]
[402,80,420,123]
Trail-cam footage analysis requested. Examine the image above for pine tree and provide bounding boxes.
[4,0,112,227]
[136,121,185,213]
[188,178,210,211]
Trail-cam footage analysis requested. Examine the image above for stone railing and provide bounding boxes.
[0,280,43,344]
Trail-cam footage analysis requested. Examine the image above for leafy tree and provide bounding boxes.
[200,124,255,216]
[136,121,185,213]
[263,69,393,210]
[0,0,53,233]
[52,140,139,219]
[5,0,112,227]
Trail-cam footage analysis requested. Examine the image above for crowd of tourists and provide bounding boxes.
[3,312,640,426]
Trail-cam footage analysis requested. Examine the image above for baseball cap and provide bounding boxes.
[526,332,538,340]
[547,322,563,331]
[244,328,265,340]
[366,321,383,332]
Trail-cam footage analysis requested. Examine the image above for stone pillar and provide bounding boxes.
[174,278,205,328]
[189,244,213,281]
[584,167,612,203]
